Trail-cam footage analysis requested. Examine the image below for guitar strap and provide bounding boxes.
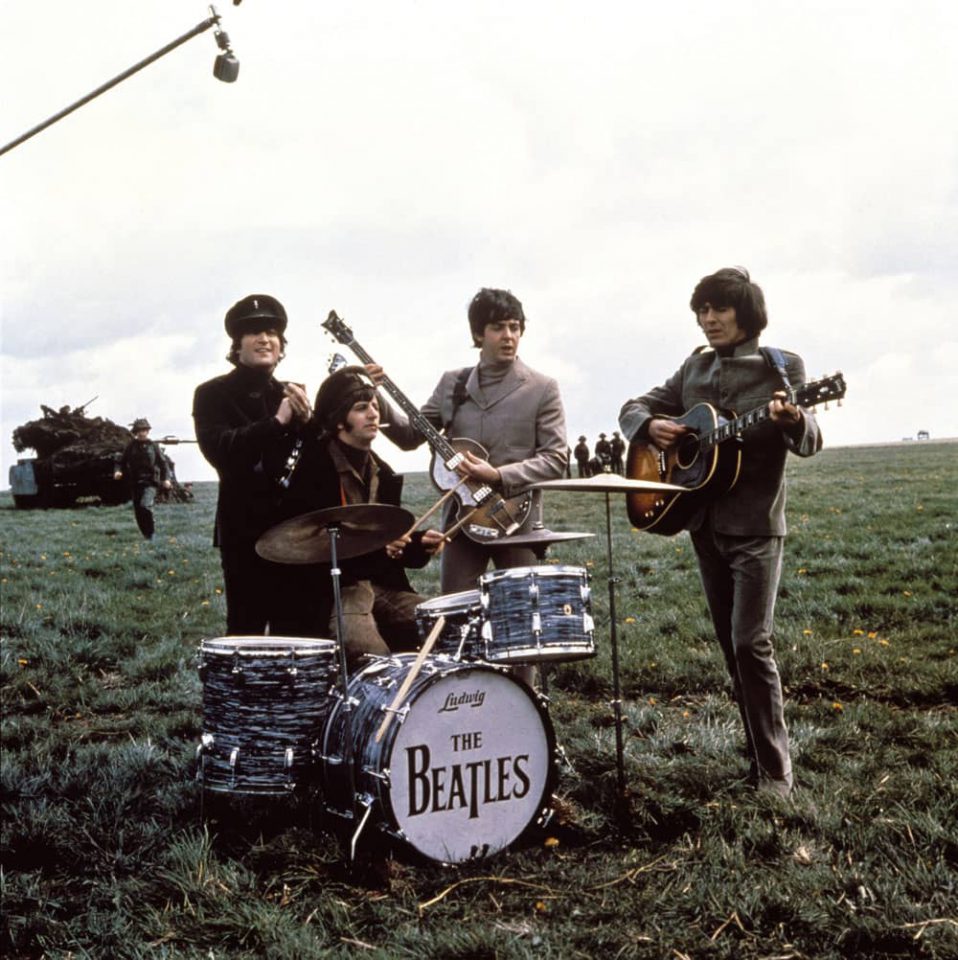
[444,366,473,434]
[760,346,792,391]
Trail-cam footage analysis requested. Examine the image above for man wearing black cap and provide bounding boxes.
[114,418,172,540]
[281,367,442,662]
[192,294,313,635]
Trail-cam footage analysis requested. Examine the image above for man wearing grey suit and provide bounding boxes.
[619,267,822,798]
[379,288,568,593]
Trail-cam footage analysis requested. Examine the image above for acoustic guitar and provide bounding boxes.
[322,310,532,543]
[625,373,846,536]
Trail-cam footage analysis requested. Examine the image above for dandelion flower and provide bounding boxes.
[832,701,843,712]
[853,629,864,636]
[852,648,862,655]
[803,629,814,636]
[821,662,829,671]
[544,837,560,849]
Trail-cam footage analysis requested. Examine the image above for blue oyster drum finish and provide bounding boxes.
[320,654,557,864]
[196,637,338,796]
[414,590,483,660]
[479,565,596,664]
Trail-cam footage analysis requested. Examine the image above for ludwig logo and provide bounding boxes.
[439,689,486,713]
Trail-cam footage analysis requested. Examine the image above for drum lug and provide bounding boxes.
[584,613,595,633]
[363,765,390,786]
[531,612,542,635]
[228,747,239,789]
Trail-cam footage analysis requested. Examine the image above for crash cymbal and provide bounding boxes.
[485,528,595,548]
[532,474,685,493]
[256,503,414,565]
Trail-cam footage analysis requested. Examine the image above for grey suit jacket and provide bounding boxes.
[382,356,568,503]
[619,338,822,536]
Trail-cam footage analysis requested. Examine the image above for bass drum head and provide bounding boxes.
[323,656,556,864]
[386,661,555,863]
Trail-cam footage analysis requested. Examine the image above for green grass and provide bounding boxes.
[2,441,956,958]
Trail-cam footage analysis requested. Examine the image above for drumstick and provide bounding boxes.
[440,507,478,542]
[401,479,467,539]
[374,615,446,744]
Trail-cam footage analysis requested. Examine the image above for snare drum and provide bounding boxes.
[320,655,556,864]
[415,590,483,660]
[196,636,338,795]
[479,565,595,664]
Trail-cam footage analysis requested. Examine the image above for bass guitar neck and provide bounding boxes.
[321,310,532,543]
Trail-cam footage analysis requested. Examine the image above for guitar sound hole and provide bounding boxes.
[675,435,699,471]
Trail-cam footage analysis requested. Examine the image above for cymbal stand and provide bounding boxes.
[603,492,627,795]
[327,524,362,863]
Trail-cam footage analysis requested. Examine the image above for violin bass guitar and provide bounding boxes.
[322,311,532,543]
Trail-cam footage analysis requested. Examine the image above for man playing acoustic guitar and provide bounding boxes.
[378,287,568,593]
[619,267,823,798]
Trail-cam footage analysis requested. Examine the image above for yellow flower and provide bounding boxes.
[798,568,808,575]
[902,590,912,597]
[167,570,176,576]
[624,616,636,624]
[821,662,829,671]
[879,639,890,647]
[534,900,549,914]
[647,696,657,705]
[803,629,813,636]
[544,837,560,849]
[215,587,223,594]
[867,631,878,639]
[832,701,844,712]
[853,629,864,636]
[852,648,862,656]
[201,600,210,607]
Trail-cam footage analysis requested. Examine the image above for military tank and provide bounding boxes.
[9,399,194,509]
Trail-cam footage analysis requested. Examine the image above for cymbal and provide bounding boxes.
[532,474,685,494]
[256,504,414,564]
[485,528,595,548]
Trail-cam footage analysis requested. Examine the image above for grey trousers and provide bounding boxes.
[690,520,792,787]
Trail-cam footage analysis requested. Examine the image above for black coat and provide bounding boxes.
[192,365,296,547]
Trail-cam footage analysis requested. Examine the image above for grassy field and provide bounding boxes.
[1,441,956,959]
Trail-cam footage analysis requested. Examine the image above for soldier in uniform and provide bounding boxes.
[573,435,592,478]
[114,418,171,540]
[610,430,626,474]
[594,432,612,472]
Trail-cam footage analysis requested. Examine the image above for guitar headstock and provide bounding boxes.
[794,372,846,408]
[322,310,354,345]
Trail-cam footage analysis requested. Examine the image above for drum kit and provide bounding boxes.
[195,474,681,865]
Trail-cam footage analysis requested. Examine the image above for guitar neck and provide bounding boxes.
[337,338,458,460]
[701,403,773,450]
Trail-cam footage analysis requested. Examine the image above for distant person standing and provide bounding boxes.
[610,430,626,474]
[573,435,591,478]
[192,294,314,636]
[114,418,171,540]
[595,433,612,472]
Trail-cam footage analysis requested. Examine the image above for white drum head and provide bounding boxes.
[385,666,553,863]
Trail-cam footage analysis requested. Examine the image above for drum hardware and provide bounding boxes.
[532,475,685,796]
[374,614,446,744]
[415,592,483,661]
[484,523,595,559]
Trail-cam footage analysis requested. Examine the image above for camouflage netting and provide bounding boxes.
[12,404,194,504]
[13,404,131,459]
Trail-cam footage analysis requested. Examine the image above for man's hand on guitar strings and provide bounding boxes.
[648,418,689,451]
[456,449,501,485]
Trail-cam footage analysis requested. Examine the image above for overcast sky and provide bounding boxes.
[3,0,956,485]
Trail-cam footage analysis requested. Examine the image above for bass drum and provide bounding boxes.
[320,655,556,864]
